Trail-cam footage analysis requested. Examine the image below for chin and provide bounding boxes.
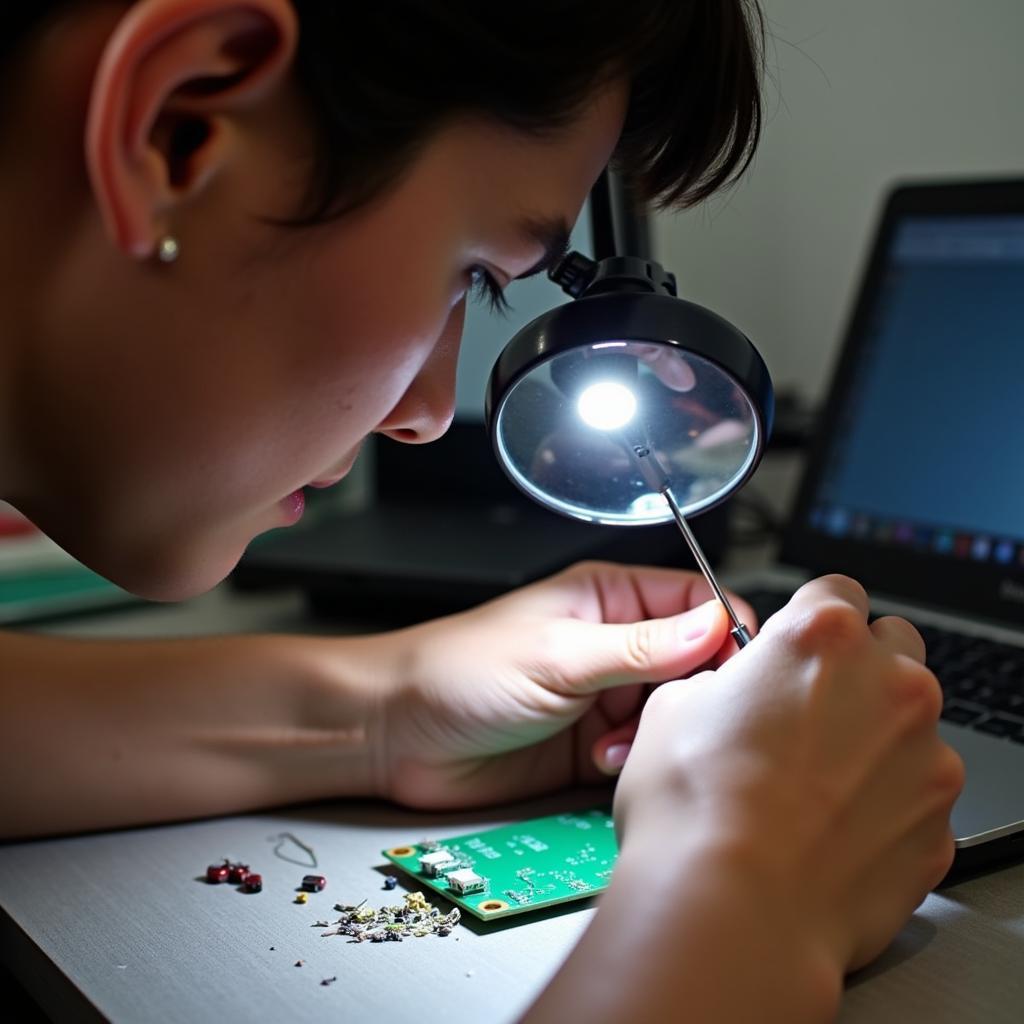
[24,493,259,603]
[117,544,246,602]
[118,566,234,603]
[60,529,248,604]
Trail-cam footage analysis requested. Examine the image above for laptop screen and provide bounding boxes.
[782,181,1024,624]
[806,214,1024,565]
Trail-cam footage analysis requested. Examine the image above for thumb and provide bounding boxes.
[559,599,729,692]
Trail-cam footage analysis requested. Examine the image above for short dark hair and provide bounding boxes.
[3,2,765,220]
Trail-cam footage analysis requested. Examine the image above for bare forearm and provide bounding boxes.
[525,836,841,1024]
[0,630,388,838]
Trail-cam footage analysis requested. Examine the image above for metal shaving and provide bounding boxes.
[316,892,461,943]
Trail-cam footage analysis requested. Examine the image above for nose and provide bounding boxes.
[376,298,465,445]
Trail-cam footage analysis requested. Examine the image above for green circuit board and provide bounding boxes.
[383,806,618,920]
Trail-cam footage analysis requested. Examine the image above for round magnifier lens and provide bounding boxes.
[492,340,760,525]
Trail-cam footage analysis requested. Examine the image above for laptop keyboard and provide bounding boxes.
[742,590,1024,743]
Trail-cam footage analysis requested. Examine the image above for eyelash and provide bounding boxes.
[469,266,512,316]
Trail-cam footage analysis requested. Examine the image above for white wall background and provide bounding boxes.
[655,0,1024,402]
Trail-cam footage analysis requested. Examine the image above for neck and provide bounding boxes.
[0,8,115,508]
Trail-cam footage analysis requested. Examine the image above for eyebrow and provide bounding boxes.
[513,215,572,281]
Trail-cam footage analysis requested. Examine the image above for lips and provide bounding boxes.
[308,446,362,489]
[279,489,305,524]
[308,475,344,489]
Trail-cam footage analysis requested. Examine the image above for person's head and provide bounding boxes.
[0,1,764,599]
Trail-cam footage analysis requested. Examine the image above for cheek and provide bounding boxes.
[127,272,449,506]
[285,253,456,426]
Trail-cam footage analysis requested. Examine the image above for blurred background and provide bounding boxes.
[658,0,1024,404]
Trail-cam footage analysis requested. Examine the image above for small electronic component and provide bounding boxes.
[227,863,250,885]
[446,869,486,895]
[383,806,618,920]
[206,863,229,884]
[383,875,398,890]
[301,874,327,892]
[294,892,308,904]
[243,873,263,893]
[418,849,456,877]
[205,859,260,887]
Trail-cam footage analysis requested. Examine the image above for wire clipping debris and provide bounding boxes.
[315,892,461,943]
[268,832,318,869]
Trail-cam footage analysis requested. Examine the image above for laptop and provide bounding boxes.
[727,178,1024,872]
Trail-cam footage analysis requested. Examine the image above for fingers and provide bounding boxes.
[556,561,757,635]
[634,344,697,392]
[870,616,927,663]
[591,717,640,775]
[555,598,729,693]
[595,681,648,730]
[693,419,751,450]
[780,574,930,651]
[783,574,871,621]
[774,575,927,664]
[844,796,959,972]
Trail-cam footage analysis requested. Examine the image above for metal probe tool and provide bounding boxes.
[625,434,752,649]
[661,486,752,648]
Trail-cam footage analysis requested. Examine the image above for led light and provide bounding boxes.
[577,381,637,431]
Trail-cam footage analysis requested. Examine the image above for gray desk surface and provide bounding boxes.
[3,585,1024,1023]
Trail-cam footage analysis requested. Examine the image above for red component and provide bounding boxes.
[206,864,229,884]
[244,873,263,893]
[0,518,37,537]
[301,874,327,892]
[227,863,250,884]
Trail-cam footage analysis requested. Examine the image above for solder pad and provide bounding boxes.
[382,806,617,920]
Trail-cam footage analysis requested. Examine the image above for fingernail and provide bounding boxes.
[681,600,722,641]
[603,743,632,771]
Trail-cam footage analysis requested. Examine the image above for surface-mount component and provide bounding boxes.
[419,850,457,877]
[446,868,486,895]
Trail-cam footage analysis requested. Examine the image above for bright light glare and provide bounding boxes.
[577,381,638,431]
[629,493,670,516]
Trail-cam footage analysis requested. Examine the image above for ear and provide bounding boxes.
[85,0,298,259]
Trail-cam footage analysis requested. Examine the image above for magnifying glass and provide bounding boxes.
[485,251,774,649]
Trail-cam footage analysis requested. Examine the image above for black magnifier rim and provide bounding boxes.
[485,290,775,521]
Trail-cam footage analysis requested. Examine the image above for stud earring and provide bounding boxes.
[157,236,180,264]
